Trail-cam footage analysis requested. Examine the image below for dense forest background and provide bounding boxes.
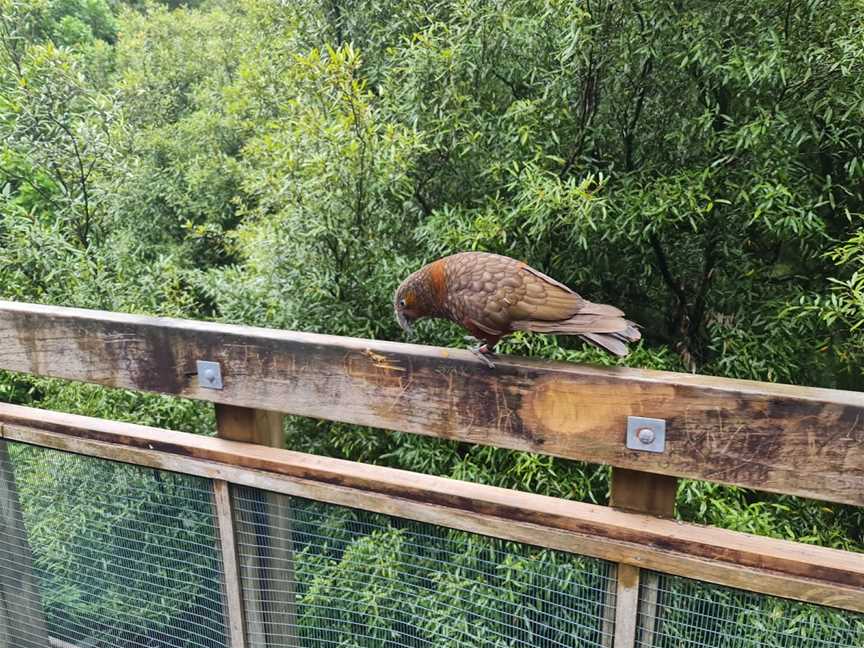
[2,0,863,555]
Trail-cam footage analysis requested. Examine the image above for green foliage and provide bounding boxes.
[678,480,864,551]
[2,0,864,641]
[98,3,248,267]
[213,40,422,337]
[0,7,117,247]
[790,221,864,380]
[10,445,225,645]
[1,0,114,44]
[290,499,612,647]
[655,573,864,647]
[47,0,117,44]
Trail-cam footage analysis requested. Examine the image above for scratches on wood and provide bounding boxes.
[0,301,863,506]
[2,404,863,614]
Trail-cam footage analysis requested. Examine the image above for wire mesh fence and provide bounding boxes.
[231,486,617,648]
[0,439,228,648]
[636,572,864,648]
[3,437,864,648]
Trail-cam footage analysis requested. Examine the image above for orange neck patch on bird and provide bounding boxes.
[429,259,447,307]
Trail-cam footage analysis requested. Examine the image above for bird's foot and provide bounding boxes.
[468,343,497,368]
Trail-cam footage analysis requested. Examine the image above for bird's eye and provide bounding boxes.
[398,299,406,308]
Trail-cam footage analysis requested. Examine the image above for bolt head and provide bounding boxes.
[204,368,216,383]
[637,427,655,445]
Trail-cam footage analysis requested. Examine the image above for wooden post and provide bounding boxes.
[637,569,661,648]
[215,406,285,448]
[213,479,247,648]
[603,468,678,647]
[215,405,298,648]
[612,564,641,648]
[0,440,50,648]
[609,469,677,518]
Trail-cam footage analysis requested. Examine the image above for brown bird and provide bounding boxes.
[394,252,640,366]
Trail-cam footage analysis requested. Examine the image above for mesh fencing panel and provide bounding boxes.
[232,485,618,648]
[637,571,864,648]
[0,439,228,648]
[4,436,864,648]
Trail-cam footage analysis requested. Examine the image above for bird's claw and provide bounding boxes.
[468,343,496,368]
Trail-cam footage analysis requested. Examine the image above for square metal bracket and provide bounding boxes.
[196,360,223,390]
[626,416,666,453]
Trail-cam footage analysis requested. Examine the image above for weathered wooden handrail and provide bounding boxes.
[0,402,862,614]
[1,300,862,506]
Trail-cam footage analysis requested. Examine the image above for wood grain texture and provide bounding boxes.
[213,480,247,648]
[1,403,862,614]
[216,405,284,448]
[0,301,862,505]
[0,440,50,648]
[215,406,297,648]
[638,574,661,648]
[613,564,640,648]
[610,468,678,518]
[609,468,679,647]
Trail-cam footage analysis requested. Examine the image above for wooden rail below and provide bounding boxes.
[1,301,863,506]
[0,403,862,615]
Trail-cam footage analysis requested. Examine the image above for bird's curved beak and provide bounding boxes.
[396,310,413,336]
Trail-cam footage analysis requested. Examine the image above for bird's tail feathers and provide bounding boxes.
[578,327,640,357]
[512,302,641,357]
[573,301,625,318]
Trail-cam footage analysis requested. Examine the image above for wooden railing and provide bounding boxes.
[0,300,863,647]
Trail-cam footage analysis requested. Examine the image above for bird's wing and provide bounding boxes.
[522,265,577,295]
[498,265,578,322]
[467,317,504,336]
[443,253,620,331]
[507,265,626,323]
[509,265,638,345]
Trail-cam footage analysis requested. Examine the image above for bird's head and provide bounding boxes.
[393,273,426,335]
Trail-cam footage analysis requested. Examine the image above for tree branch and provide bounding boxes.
[690,230,719,339]
[648,231,688,308]
[623,56,653,172]
[345,81,368,235]
[0,13,23,78]
[0,169,56,207]
[491,70,527,100]
[560,51,601,179]
[48,114,92,245]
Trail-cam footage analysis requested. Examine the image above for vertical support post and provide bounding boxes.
[603,468,678,648]
[609,469,677,518]
[612,564,640,648]
[0,438,50,648]
[215,406,284,448]
[637,570,661,648]
[214,480,247,648]
[215,405,298,648]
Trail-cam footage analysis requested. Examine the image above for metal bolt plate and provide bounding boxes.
[626,416,666,453]
[196,360,223,390]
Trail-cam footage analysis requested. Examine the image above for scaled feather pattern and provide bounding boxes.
[393,252,641,357]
